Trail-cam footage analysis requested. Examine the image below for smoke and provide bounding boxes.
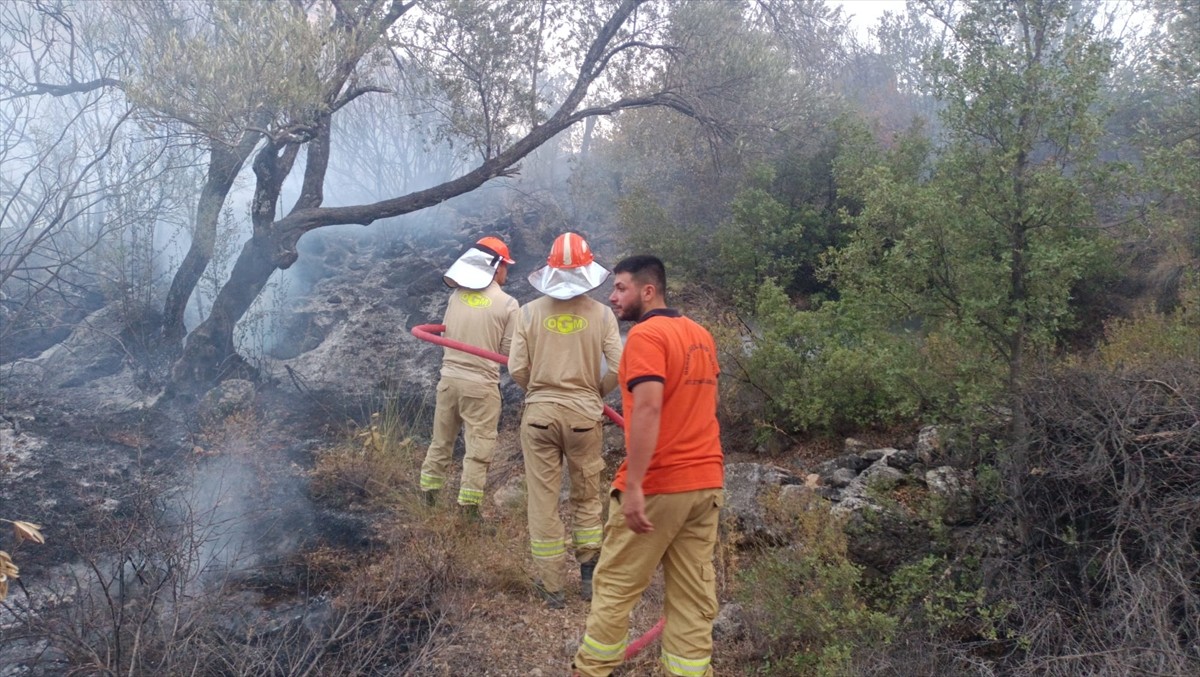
[169,439,317,593]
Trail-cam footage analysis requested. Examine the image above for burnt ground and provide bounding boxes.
[0,379,415,675]
[0,372,767,676]
[0,226,809,675]
[0,383,375,567]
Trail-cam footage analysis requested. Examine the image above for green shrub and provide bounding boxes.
[1096,273,1199,369]
[882,555,1013,642]
[617,188,705,285]
[712,168,812,312]
[737,492,896,676]
[740,281,925,435]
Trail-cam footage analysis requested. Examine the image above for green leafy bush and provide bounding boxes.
[1095,273,1199,369]
[740,281,925,435]
[737,492,896,676]
[712,168,813,312]
[882,555,1013,642]
[617,188,705,285]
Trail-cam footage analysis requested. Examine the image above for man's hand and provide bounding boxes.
[622,485,654,534]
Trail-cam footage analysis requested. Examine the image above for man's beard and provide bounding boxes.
[617,298,643,322]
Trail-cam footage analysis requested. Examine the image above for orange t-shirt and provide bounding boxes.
[613,309,723,495]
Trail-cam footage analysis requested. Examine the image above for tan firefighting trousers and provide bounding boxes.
[419,377,501,506]
[573,488,724,677]
[520,401,605,593]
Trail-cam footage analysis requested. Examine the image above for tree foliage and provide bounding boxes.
[834,0,1114,407]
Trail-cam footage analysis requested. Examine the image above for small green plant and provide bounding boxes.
[975,463,1003,503]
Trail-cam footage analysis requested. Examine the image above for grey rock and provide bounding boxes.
[861,448,889,462]
[842,504,931,575]
[835,453,873,473]
[886,449,920,471]
[817,486,842,501]
[492,474,526,510]
[779,483,821,502]
[861,464,905,491]
[915,425,942,464]
[925,466,978,526]
[843,437,870,455]
[830,452,932,574]
[814,452,872,482]
[828,467,858,488]
[723,463,794,544]
[713,602,746,640]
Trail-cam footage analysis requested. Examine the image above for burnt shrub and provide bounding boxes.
[997,359,1200,675]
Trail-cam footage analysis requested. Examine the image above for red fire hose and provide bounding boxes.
[411,324,625,428]
[410,324,661,660]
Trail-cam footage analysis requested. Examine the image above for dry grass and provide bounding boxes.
[308,404,759,675]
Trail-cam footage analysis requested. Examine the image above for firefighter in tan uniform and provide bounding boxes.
[508,233,623,608]
[419,236,520,522]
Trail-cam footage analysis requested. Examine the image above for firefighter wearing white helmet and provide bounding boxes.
[419,236,520,524]
[508,232,623,608]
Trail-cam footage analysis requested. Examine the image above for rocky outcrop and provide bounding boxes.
[717,426,982,573]
[722,462,797,544]
[0,306,165,414]
[924,466,978,526]
[265,215,618,398]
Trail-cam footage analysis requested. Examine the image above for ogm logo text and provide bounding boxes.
[544,314,588,335]
[459,291,492,308]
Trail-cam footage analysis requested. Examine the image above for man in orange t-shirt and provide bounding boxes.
[573,255,723,677]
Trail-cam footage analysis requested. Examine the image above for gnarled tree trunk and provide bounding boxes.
[168,0,699,390]
[162,131,264,347]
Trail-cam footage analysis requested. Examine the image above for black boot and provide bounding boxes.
[534,580,565,609]
[422,489,439,508]
[580,561,596,601]
[459,504,496,535]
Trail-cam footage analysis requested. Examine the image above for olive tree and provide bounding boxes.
[162,0,726,388]
[7,0,719,389]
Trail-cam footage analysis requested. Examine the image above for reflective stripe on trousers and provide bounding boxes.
[573,527,603,548]
[457,486,484,505]
[580,633,627,662]
[662,649,712,676]
[530,538,567,559]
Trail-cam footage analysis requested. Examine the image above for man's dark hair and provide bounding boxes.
[613,255,667,298]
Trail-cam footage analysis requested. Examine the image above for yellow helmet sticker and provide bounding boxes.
[544,314,588,334]
[459,291,492,308]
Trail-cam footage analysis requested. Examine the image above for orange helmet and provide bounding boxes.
[476,235,515,264]
[546,232,593,269]
[528,232,610,299]
[443,235,513,289]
